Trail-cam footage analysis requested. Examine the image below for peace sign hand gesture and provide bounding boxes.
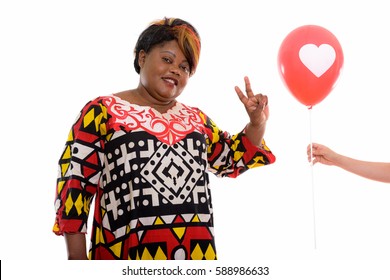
[235,76,269,127]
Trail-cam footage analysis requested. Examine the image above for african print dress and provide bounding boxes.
[53,95,276,260]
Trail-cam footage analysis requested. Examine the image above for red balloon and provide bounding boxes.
[277,25,344,107]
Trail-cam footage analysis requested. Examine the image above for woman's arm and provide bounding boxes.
[64,233,88,260]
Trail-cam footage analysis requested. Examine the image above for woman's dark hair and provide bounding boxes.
[133,17,201,76]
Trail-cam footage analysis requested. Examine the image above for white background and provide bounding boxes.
[1,0,390,278]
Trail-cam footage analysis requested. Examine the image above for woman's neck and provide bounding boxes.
[114,89,177,113]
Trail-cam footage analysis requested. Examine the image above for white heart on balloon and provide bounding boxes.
[299,44,336,77]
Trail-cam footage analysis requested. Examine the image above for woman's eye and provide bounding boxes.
[163,57,172,63]
[180,65,190,74]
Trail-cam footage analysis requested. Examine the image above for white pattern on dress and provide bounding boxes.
[103,96,205,145]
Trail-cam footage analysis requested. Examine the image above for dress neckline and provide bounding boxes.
[110,94,180,116]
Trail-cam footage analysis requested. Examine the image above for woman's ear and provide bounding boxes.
[138,50,146,68]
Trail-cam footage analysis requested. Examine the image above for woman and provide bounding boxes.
[53,17,276,260]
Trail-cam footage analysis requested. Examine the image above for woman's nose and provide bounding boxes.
[169,64,180,75]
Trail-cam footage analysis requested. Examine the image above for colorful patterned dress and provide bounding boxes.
[53,95,276,260]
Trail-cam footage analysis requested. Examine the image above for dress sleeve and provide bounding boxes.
[200,110,276,178]
[53,98,107,235]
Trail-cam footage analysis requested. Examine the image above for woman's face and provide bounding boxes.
[138,40,191,105]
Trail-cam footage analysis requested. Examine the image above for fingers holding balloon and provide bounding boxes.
[307,144,317,164]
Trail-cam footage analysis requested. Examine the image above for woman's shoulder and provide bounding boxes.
[82,94,118,106]
[91,94,116,102]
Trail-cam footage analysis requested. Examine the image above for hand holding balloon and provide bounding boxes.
[307,143,340,166]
